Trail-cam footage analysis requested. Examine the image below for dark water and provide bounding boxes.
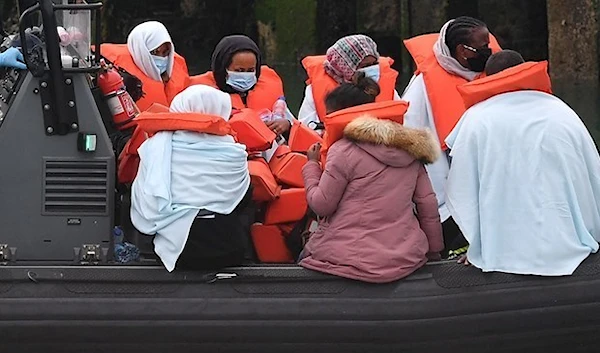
[191,63,600,147]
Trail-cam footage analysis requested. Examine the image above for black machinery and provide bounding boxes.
[0,0,113,264]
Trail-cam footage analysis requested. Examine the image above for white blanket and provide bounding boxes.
[131,85,250,272]
[446,91,600,276]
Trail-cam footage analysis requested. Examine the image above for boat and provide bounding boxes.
[1,1,600,352]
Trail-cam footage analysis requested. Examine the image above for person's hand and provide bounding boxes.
[457,255,471,266]
[266,119,291,135]
[0,47,26,70]
[307,142,321,162]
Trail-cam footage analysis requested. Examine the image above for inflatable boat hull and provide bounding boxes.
[1,259,600,352]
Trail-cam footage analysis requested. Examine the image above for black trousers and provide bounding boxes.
[441,216,468,258]
[175,187,256,271]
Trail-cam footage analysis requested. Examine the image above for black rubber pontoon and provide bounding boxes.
[2,258,600,353]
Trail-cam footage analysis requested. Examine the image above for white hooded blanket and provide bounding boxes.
[446,90,600,276]
[131,85,250,272]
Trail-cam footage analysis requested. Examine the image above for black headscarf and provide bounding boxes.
[211,35,262,94]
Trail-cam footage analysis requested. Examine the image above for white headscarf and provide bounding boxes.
[127,21,175,81]
[170,85,231,119]
[433,20,479,81]
[131,85,250,272]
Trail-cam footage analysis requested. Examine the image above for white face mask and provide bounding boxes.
[357,64,380,82]
[226,70,257,92]
[152,55,169,74]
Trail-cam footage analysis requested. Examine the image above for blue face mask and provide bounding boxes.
[226,70,257,92]
[152,55,169,74]
[357,64,380,82]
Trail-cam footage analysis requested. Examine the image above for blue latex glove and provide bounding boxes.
[0,47,26,70]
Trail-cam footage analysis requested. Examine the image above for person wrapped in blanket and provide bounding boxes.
[447,50,600,276]
[130,85,255,272]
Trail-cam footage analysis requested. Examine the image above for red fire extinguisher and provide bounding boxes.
[98,59,139,130]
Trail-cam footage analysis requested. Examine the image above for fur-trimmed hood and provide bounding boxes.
[343,115,440,166]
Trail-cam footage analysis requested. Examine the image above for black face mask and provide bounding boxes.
[466,47,492,72]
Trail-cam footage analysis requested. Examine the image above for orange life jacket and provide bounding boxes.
[100,44,191,112]
[229,109,277,152]
[403,33,502,149]
[264,188,308,225]
[248,157,281,202]
[251,224,294,263]
[117,110,233,184]
[318,100,409,167]
[458,61,552,109]
[288,119,323,153]
[301,55,399,121]
[323,100,409,149]
[268,145,308,188]
[189,66,285,110]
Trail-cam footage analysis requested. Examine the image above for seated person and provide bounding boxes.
[298,34,401,134]
[402,17,499,257]
[130,85,254,272]
[100,21,190,111]
[298,73,444,283]
[191,35,294,137]
[447,50,600,276]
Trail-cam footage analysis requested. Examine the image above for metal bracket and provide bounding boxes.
[206,272,238,284]
[78,244,101,265]
[38,73,79,136]
[0,244,8,262]
[0,244,16,264]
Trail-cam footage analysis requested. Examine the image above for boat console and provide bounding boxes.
[0,0,114,265]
